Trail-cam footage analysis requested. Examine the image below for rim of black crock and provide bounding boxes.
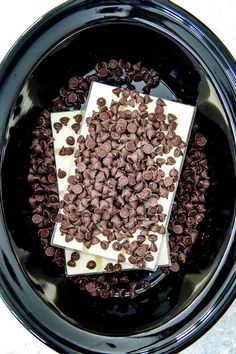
[0,1,235,353]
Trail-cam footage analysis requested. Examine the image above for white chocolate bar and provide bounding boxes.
[51,112,80,200]
[51,110,135,274]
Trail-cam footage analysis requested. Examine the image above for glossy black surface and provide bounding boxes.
[0,1,235,353]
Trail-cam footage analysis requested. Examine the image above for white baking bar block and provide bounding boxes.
[65,235,170,276]
[65,249,133,276]
[157,235,171,266]
[65,231,169,276]
[52,82,195,270]
[66,234,169,276]
[51,110,135,274]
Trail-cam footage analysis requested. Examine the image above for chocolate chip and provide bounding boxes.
[104,263,114,272]
[128,256,137,264]
[73,114,82,123]
[143,143,153,154]
[143,171,153,181]
[77,162,86,172]
[137,259,146,269]
[135,245,147,257]
[118,253,126,262]
[66,136,75,146]
[32,214,43,224]
[169,167,178,177]
[53,122,62,133]
[120,207,130,218]
[169,262,180,272]
[195,133,207,147]
[149,243,158,252]
[58,169,66,178]
[174,148,183,157]
[148,234,158,242]
[97,97,106,107]
[125,141,136,152]
[87,260,96,269]
[71,252,80,263]
[98,67,109,78]
[166,156,176,165]
[113,263,122,272]
[148,196,158,207]
[164,176,173,187]
[145,254,154,262]
[118,175,128,187]
[71,123,81,134]
[173,224,183,234]
[101,241,109,250]
[45,246,55,257]
[112,242,121,251]
[85,282,96,293]
[139,188,152,200]
[127,122,137,133]
[69,77,79,88]
[59,146,67,156]
[60,117,70,126]
[66,147,74,155]
[67,260,76,267]
[38,228,50,238]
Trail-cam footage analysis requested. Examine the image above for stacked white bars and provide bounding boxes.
[51,82,195,275]
[51,110,170,275]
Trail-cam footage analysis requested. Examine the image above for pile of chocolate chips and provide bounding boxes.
[28,59,209,298]
[51,59,160,112]
[58,89,185,272]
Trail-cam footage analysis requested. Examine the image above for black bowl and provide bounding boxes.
[0,1,235,353]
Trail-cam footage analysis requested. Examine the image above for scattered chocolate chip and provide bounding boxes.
[118,253,126,262]
[173,224,183,234]
[127,122,137,133]
[143,143,153,154]
[38,228,50,238]
[101,240,109,250]
[169,262,180,272]
[32,214,43,224]
[148,197,159,207]
[97,97,106,107]
[195,133,207,147]
[71,251,80,261]
[53,122,62,133]
[142,280,151,289]
[174,147,183,157]
[113,263,122,272]
[45,246,55,257]
[104,263,114,272]
[77,162,86,172]
[85,282,96,293]
[163,176,173,187]
[66,136,75,146]
[60,117,70,126]
[166,156,176,165]
[67,260,76,267]
[118,175,128,187]
[71,123,81,134]
[73,114,82,123]
[58,169,66,178]
[87,260,96,269]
